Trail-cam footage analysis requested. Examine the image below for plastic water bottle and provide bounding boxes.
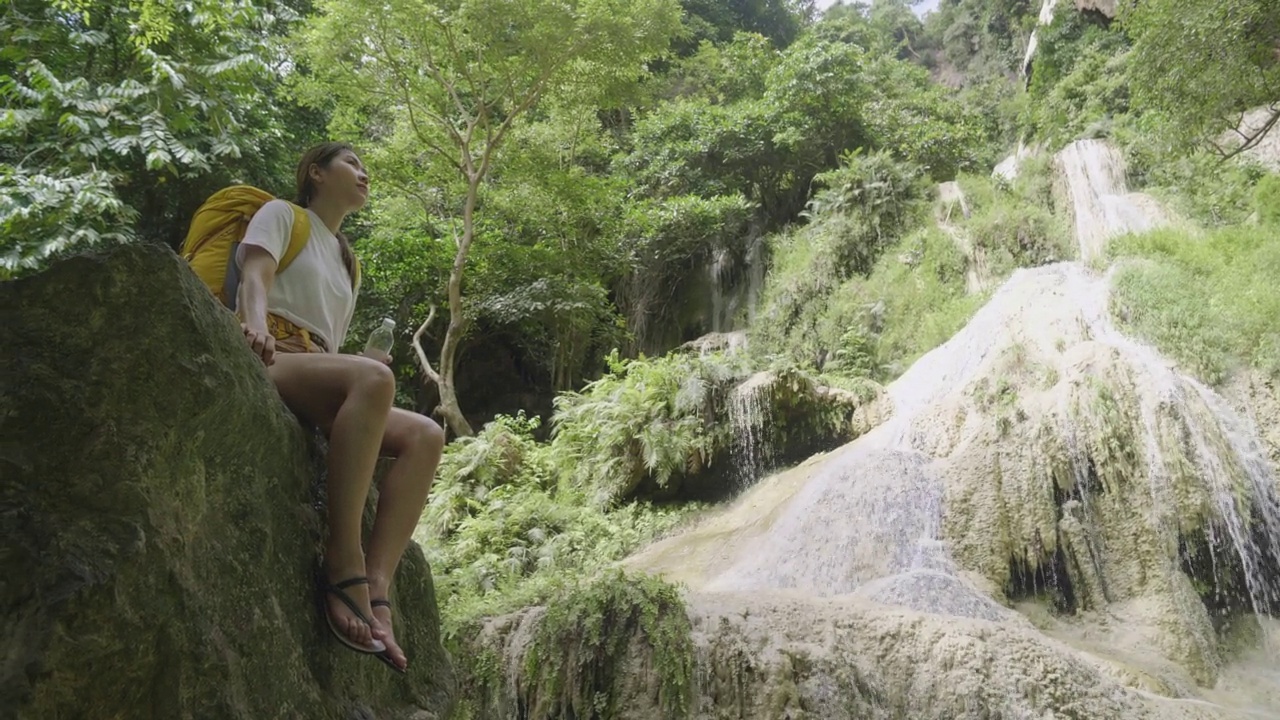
[363,317,396,362]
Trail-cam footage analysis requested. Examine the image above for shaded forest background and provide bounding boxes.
[5,0,1274,434]
[7,0,1280,676]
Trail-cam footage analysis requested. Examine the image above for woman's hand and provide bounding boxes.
[242,322,276,366]
[236,245,279,366]
[357,351,393,365]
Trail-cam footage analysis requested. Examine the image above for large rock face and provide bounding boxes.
[620,262,1280,719]
[0,244,454,719]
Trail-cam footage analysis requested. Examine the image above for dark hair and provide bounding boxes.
[294,141,357,283]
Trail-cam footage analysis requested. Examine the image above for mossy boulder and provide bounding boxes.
[0,243,454,719]
[639,368,888,504]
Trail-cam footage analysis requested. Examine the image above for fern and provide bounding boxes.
[549,351,748,506]
[0,0,297,273]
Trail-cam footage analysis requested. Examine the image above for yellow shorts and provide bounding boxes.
[266,313,328,354]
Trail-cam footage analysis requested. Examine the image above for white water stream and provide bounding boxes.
[625,137,1280,718]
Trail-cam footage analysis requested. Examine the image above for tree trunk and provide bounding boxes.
[417,173,481,438]
[434,313,473,437]
[412,303,475,438]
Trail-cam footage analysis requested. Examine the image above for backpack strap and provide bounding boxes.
[279,204,360,293]
[278,203,311,274]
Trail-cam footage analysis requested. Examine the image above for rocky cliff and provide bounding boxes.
[0,243,454,720]
[456,143,1280,718]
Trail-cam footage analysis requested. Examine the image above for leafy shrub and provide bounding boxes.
[419,412,700,622]
[1255,174,1280,225]
[1022,11,1130,147]
[549,350,748,506]
[519,570,694,720]
[803,148,928,269]
[956,157,1073,274]
[751,150,928,362]
[1109,226,1280,384]
[1120,127,1271,227]
[854,226,984,380]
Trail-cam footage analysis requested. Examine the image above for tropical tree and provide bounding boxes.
[292,0,683,435]
[1122,0,1280,156]
[0,0,304,274]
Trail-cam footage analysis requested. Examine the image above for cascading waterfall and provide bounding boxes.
[727,372,772,489]
[706,262,1280,636]
[616,139,1279,719]
[706,233,767,334]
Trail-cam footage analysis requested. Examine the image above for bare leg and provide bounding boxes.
[268,352,396,650]
[366,408,445,669]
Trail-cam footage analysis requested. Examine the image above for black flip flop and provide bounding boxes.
[322,576,387,655]
[370,598,406,674]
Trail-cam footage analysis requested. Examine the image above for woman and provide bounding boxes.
[236,142,443,673]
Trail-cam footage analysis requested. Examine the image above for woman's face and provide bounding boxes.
[312,149,369,211]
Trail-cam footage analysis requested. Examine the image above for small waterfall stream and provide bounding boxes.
[728,372,772,488]
[624,138,1280,717]
[1055,139,1171,261]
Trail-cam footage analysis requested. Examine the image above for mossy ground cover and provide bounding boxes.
[1108,224,1280,386]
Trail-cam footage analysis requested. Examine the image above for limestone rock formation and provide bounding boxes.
[1218,105,1280,173]
[621,262,1280,718]
[0,244,454,719]
[1053,139,1172,261]
[991,141,1039,183]
[675,330,749,356]
[1074,0,1116,18]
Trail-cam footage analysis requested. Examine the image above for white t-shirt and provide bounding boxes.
[236,200,357,352]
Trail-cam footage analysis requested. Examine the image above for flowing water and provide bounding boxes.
[615,137,1279,719]
[1056,139,1171,261]
[728,372,772,489]
[703,260,1280,623]
[707,233,767,334]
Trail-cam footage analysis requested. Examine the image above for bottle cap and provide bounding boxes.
[381,317,396,330]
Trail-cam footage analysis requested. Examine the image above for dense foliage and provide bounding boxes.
[1110,222,1280,386]
[9,0,1280,709]
[0,0,320,273]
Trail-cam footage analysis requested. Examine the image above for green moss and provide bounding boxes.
[526,570,693,719]
[450,570,695,720]
[1108,225,1280,385]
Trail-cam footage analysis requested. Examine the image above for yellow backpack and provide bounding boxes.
[180,185,362,310]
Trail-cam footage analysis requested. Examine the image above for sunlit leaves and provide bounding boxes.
[549,351,749,505]
[293,0,683,177]
[0,168,135,272]
[0,0,298,272]
[1122,0,1280,146]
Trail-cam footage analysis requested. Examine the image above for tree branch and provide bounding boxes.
[412,303,441,386]
[478,61,566,179]
[423,16,474,124]
[1211,105,1280,162]
[371,20,467,171]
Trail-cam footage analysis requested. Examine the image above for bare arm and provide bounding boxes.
[237,244,278,364]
